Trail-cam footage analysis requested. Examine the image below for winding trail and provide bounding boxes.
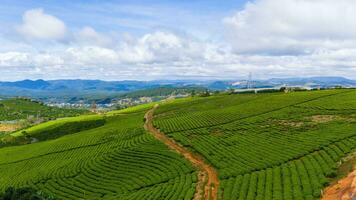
[144,105,219,200]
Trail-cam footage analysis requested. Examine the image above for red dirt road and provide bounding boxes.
[144,105,219,200]
[322,169,356,200]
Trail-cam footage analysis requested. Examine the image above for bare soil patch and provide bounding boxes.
[210,129,224,136]
[310,115,356,124]
[278,120,304,127]
[322,151,356,200]
[0,123,22,132]
[311,115,341,123]
[274,115,354,129]
[322,170,356,200]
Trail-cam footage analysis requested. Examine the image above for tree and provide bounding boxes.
[1,187,55,200]
[228,88,235,94]
[199,90,210,97]
[279,87,287,92]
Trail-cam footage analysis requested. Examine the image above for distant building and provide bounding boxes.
[139,97,152,103]
[91,101,97,112]
[281,86,312,93]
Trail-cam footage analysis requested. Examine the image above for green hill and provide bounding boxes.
[0,89,355,199]
[11,115,105,140]
[119,86,206,99]
[153,89,356,199]
[0,98,87,121]
[0,107,197,199]
[0,98,91,147]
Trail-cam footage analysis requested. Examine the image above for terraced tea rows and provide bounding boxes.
[1,89,355,199]
[153,90,344,133]
[219,136,356,200]
[0,111,197,199]
[145,105,219,200]
[153,89,356,199]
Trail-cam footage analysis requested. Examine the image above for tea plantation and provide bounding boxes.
[0,89,355,199]
[0,109,197,199]
[153,89,356,199]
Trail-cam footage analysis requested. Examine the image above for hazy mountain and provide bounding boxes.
[0,79,50,89]
[0,77,354,100]
[0,79,207,102]
[267,76,356,88]
[208,76,356,90]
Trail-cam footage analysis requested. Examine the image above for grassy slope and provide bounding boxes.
[10,115,104,137]
[107,102,158,115]
[0,98,87,121]
[0,109,197,199]
[0,98,91,146]
[153,89,356,199]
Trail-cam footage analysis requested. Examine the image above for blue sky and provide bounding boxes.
[0,0,356,81]
[1,0,245,37]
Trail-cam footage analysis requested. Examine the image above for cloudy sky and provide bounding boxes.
[0,0,356,81]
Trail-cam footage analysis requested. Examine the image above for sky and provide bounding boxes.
[0,0,356,81]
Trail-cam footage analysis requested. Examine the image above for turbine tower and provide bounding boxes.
[247,72,253,89]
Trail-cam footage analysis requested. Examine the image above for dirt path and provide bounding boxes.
[322,152,356,200]
[144,105,219,200]
[322,169,356,200]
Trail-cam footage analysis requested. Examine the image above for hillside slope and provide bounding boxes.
[153,89,356,199]
[0,98,87,121]
[0,98,89,146]
[0,89,355,199]
[0,109,197,199]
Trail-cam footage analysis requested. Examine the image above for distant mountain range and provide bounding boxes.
[0,79,206,102]
[0,77,354,101]
[207,76,356,90]
[267,76,356,87]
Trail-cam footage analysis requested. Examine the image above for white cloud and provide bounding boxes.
[1,2,356,80]
[0,52,29,66]
[224,0,356,54]
[0,31,236,79]
[114,31,205,64]
[65,46,119,65]
[32,53,64,66]
[75,26,113,47]
[17,8,67,40]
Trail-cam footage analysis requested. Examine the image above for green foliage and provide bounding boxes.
[154,89,356,199]
[198,90,211,97]
[0,187,55,200]
[0,98,88,121]
[0,111,197,199]
[0,115,105,147]
[0,89,355,199]
[107,102,157,115]
[119,86,206,98]
[11,115,105,139]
